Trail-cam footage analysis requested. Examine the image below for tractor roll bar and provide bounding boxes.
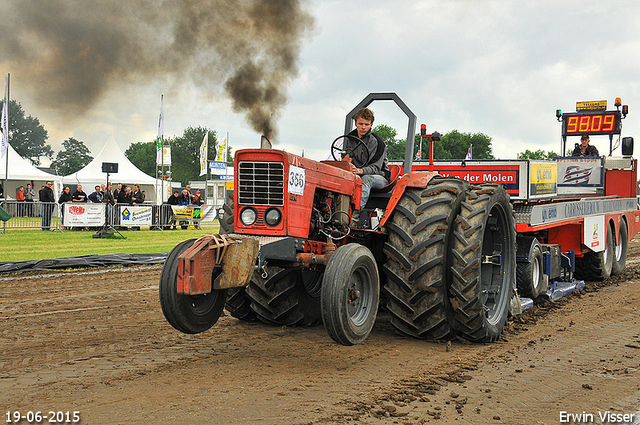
[344,92,417,173]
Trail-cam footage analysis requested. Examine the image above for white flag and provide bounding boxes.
[156,95,164,164]
[465,144,472,160]
[217,137,227,162]
[0,77,8,160]
[0,99,7,160]
[199,132,208,176]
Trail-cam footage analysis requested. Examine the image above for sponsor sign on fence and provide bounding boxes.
[171,206,203,219]
[63,203,106,227]
[120,205,153,226]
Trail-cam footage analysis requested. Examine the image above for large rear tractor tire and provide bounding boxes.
[246,266,322,326]
[612,219,628,276]
[225,287,257,322]
[217,190,257,321]
[575,222,615,281]
[218,190,235,234]
[159,239,228,334]
[382,177,468,340]
[449,184,516,342]
[516,236,544,299]
[321,243,380,346]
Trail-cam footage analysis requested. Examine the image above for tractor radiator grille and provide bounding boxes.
[238,161,285,206]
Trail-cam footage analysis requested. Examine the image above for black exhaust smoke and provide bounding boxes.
[0,0,315,141]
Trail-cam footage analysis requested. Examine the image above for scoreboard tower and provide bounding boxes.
[557,98,629,156]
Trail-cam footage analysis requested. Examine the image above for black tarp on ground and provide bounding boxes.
[0,253,168,274]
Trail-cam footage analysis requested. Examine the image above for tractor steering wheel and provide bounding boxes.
[330,134,371,166]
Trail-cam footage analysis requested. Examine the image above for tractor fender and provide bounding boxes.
[379,171,440,227]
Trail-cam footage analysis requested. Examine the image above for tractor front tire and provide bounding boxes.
[383,177,468,340]
[449,184,516,342]
[159,239,228,334]
[321,244,380,346]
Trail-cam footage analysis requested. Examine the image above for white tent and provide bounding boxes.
[62,135,164,203]
[0,143,63,200]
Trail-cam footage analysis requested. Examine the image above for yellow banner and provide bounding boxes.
[530,163,557,196]
[171,206,202,218]
[576,100,607,111]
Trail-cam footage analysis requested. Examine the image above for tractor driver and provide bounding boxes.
[572,134,599,157]
[342,107,391,228]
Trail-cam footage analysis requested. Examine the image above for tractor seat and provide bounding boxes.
[372,164,402,192]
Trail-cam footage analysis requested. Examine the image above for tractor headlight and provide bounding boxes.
[264,208,282,226]
[240,207,257,226]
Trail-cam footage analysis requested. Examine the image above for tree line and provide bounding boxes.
[2,98,559,186]
[1,99,231,185]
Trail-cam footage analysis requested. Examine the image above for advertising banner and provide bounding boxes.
[584,215,605,252]
[171,206,203,220]
[420,160,527,200]
[209,161,226,170]
[63,203,106,227]
[529,162,557,197]
[119,205,153,226]
[557,157,604,187]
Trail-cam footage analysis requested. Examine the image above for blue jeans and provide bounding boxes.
[360,174,389,208]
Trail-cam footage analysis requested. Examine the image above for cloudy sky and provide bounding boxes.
[2,0,640,165]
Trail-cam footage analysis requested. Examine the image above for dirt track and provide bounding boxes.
[2,240,640,424]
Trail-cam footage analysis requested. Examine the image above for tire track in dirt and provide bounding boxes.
[1,242,640,424]
[296,240,640,424]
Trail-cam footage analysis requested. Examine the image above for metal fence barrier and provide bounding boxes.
[109,204,209,231]
[1,201,62,232]
[0,201,216,233]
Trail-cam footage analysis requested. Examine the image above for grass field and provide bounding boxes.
[0,224,220,262]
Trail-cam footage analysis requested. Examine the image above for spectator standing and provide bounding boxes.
[104,182,115,225]
[177,189,192,229]
[178,188,193,205]
[58,186,72,204]
[16,186,25,216]
[24,184,35,216]
[88,185,104,203]
[40,181,56,230]
[72,185,87,202]
[167,189,180,230]
[58,186,72,229]
[192,190,204,229]
[70,184,87,230]
[193,190,204,206]
[113,183,122,202]
[117,185,133,230]
[117,185,131,205]
[87,185,104,231]
[130,184,145,231]
[131,184,145,205]
[37,185,45,217]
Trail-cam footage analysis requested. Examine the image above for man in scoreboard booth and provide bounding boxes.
[572,134,599,157]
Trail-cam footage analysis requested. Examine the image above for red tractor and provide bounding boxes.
[160,93,640,346]
[159,92,516,345]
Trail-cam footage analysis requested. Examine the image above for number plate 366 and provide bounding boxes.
[288,165,305,196]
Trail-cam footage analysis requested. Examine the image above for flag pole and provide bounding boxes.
[3,73,10,201]
[2,73,8,234]
[157,94,164,206]
[206,132,210,205]
[225,131,229,187]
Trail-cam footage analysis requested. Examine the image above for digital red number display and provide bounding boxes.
[563,113,620,135]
